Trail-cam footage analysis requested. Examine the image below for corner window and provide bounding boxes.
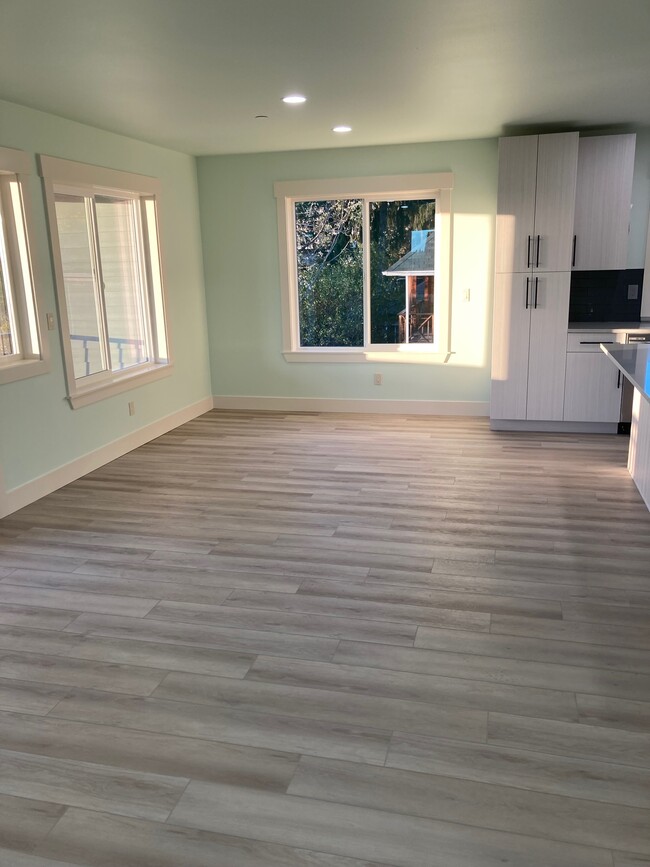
[40,156,170,408]
[0,146,46,385]
[275,173,452,362]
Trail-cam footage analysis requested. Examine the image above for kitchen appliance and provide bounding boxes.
[620,331,650,432]
[569,269,644,323]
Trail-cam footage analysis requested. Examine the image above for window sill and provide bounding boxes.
[282,348,449,364]
[0,357,50,385]
[68,362,172,409]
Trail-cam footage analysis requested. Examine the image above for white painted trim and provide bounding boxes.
[68,362,173,409]
[0,397,213,519]
[213,395,488,416]
[0,145,31,175]
[275,173,454,360]
[283,349,450,364]
[490,419,618,433]
[39,156,170,409]
[274,173,454,200]
[38,155,161,196]
[0,357,49,385]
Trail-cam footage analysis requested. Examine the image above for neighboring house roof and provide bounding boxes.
[383,231,434,276]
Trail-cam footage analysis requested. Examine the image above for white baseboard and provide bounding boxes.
[0,396,214,519]
[213,395,489,416]
[490,419,619,434]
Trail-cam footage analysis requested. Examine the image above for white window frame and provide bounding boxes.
[275,173,453,363]
[40,155,172,408]
[0,146,48,385]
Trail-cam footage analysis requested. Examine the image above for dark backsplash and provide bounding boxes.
[569,269,644,323]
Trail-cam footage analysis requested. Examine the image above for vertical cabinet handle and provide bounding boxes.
[617,370,621,389]
[527,236,532,269]
[525,277,530,309]
[534,277,539,309]
[535,235,540,268]
[571,235,577,268]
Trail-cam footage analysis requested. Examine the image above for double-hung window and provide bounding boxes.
[40,156,170,408]
[0,146,46,385]
[275,173,453,362]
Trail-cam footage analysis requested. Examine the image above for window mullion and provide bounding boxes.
[87,197,111,373]
[0,179,21,358]
[138,198,157,361]
[362,199,371,349]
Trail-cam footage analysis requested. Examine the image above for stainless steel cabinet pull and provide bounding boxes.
[535,235,540,268]
[534,277,539,309]
[527,236,532,269]
[580,340,613,344]
[525,277,530,309]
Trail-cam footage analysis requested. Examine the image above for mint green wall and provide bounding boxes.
[0,99,212,492]
[198,131,650,404]
[198,139,499,403]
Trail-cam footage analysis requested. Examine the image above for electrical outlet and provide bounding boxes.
[46,313,55,330]
[128,401,136,416]
[374,373,383,386]
[464,288,471,302]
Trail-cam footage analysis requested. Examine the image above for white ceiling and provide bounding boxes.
[1,0,649,155]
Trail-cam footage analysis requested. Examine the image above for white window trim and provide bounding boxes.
[275,172,453,363]
[0,146,49,385]
[39,155,172,409]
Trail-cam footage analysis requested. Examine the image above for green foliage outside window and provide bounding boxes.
[294,197,435,348]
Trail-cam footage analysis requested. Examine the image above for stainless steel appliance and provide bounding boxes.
[620,332,650,429]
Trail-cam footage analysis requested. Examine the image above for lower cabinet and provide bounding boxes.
[563,351,622,422]
[491,272,570,421]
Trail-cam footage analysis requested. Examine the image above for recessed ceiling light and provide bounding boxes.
[282,94,306,104]
[332,125,352,133]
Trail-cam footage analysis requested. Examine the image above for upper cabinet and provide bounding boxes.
[495,132,579,274]
[572,134,636,270]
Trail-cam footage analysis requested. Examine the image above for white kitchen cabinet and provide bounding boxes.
[572,134,636,270]
[491,272,570,421]
[527,273,571,420]
[563,351,622,422]
[495,132,579,274]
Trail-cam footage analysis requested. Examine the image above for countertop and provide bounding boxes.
[600,344,650,403]
[569,322,650,333]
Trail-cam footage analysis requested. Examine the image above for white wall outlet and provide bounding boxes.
[128,401,136,416]
[46,313,55,330]
[374,373,383,386]
[464,288,471,302]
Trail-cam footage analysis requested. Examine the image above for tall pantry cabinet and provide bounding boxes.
[491,133,579,423]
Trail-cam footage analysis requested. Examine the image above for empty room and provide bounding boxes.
[1,1,650,865]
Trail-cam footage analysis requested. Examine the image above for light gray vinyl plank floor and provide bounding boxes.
[146,599,419,645]
[386,730,650,807]
[0,708,299,792]
[48,688,392,766]
[0,624,256,678]
[0,411,648,864]
[168,780,615,867]
[32,808,399,867]
[246,654,580,721]
[64,611,340,661]
[287,755,650,853]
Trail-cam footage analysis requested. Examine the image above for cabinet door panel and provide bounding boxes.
[526,273,570,421]
[495,136,537,274]
[491,273,532,420]
[563,352,622,423]
[572,134,636,270]
[534,133,579,272]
